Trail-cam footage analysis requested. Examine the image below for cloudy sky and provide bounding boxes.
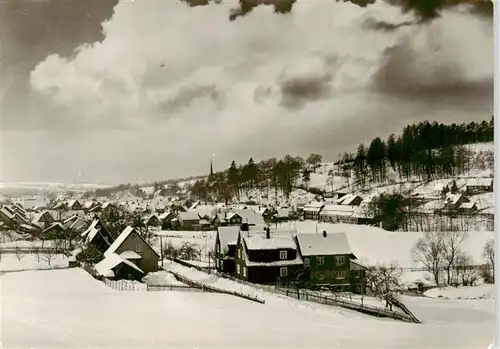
[0,0,493,185]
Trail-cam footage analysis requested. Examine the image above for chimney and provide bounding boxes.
[265,227,270,239]
[241,222,249,231]
[322,230,327,238]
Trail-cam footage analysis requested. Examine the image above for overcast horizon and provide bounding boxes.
[0,0,493,186]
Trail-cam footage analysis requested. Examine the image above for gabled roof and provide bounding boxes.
[466,178,492,187]
[95,253,144,277]
[217,226,240,252]
[104,226,160,258]
[296,232,353,257]
[242,231,297,250]
[42,222,66,234]
[178,211,200,221]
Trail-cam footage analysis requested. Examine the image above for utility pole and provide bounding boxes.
[160,235,164,268]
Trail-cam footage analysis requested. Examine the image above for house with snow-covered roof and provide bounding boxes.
[81,219,114,253]
[95,226,159,280]
[295,231,366,293]
[302,202,325,220]
[234,226,304,284]
[465,178,493,195]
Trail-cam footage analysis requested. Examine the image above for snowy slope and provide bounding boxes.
[0,268,494,349]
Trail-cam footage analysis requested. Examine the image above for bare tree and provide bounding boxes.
[178,242,201,260]
[163,241,181,260]
[412,231,446,287]
[41,248,57,267]
[366,263,403,298]
[441,231,468,285]
[482,238,495,283]
[14,246,25,262]
[455,251,479,286]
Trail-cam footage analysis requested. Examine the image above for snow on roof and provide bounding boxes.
[231,209,265,225]
[178,211,200,221]
[303,202,324,210]
[321,204,356,214]
[104,226,135,258]
[466,178,492,187]
[217,226,240,251]
[120,250,142,260]
[336,194,359,205]
[296,232,352,257]
[446,193,466,205]
[460,202,477,209]
[42,222,66,233]
[81,219,99,238]
[95,253,144,276]
[243,232,297,250]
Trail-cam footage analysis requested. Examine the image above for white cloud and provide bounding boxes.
[4,0,492,184]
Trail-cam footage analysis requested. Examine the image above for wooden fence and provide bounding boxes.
[173,258,211,273]
[274,287,420,323]
[167,269,265,304]
[214,270,419,323]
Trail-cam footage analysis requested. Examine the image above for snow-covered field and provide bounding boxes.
[0,268,494,348]
[0,253,69,271]
[424,284,495,300]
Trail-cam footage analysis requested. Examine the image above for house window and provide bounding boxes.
[353,270,360,278]
[135,243,143,253]
[336,256,345,265]
[280,267,288,277]
[317,256,324,265]
[217,244,220,253]
[242,267,247,278]
[336,271,345,279]
[238,249,242,259]
[304,258,310,267]
[318,274,324,281]
[279,250,287,260]
[236,264,241,275]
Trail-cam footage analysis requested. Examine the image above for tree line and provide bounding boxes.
[189,153,325,203]
[351,118,494,187]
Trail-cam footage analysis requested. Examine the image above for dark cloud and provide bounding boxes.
[161,85,223,113]
[371,38,493,106]
[362,17,415,31]
[278,74,332,109]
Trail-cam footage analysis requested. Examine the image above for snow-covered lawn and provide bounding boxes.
[424,284,495,300]
[0,253,68,271]
[400,295,494,325]
[142,270,186,286]
[0,268,494,349]
[0,239,58,249]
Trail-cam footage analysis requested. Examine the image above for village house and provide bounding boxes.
[319,204,357,224]
[295,231,366,293]
[215,225,241,274]
[214,209,266,227]
[81,219,115,253]
[458,202,479,215]
[442,193,470,214]
[176,211,201,230]
[31,210,55,229]
[67,199,83,211]
[158,210,176,229]
[63,215,90,234]
[234,227,304,284]
[143,214,162,229]
[302,202,325,220]
[465,178,493,195]
[95,226,160,280]
[42,222,66,238]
